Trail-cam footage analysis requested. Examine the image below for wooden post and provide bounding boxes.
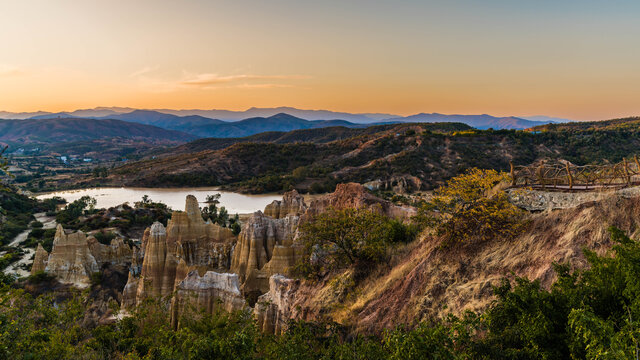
[510,162,516,187]
[624,158,631,186]
[537,161,545,189]
[566,162,573,189]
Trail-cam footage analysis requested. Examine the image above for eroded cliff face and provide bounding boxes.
[254,275,301,335]
[123,195,237,309]
[307,182,415,220]
[264,190,308,219]
[170,270,246,328]
[38,186,423,334]
[231,211,302,294]
[40,224,132,288]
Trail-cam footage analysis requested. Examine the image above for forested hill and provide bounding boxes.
[0,118,196,145]
[531,116,640,131]
[164,122,471,155]
[68,118,640,193]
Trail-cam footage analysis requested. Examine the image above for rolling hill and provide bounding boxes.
[102,112,370,138]
[163,122,470,155]
[385,113,549,129]
[68,117,640,193]
[0,118,196,146]
[99,110,227,132]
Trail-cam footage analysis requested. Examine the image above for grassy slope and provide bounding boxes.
[290,193,640,332]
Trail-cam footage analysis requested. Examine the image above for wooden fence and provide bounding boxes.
[510,156,640,190]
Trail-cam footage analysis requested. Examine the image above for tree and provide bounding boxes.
[55,196,97,225]
[296,207,414,277]
[216,206,229,227]
[202,194,221,222]
[229,213,241,235]
[416,168,526,245]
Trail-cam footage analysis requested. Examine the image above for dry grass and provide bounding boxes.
[292,193,640,333]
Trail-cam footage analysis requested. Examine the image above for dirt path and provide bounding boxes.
[2,212,57,278]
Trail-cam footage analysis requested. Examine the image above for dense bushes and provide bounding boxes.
[93,230,116,245]
[24,227,57,252]
[416,168,527,245]
[295,207,417,278]
[0,188,37,245]
[55,195,97,226]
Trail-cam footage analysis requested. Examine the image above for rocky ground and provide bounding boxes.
[507,185,640,211]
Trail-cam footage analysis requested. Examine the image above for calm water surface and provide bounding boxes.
[36,187,282,214]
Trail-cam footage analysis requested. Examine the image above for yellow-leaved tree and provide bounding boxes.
[417,168,527,245]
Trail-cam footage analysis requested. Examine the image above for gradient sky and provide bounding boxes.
[1,0,639,120]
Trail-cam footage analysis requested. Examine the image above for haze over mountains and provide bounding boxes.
[0,106,570,133]
[0,118,196,145]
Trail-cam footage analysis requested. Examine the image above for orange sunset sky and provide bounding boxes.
[1,0,639,120]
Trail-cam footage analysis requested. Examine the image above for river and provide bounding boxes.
[35,187,283,214]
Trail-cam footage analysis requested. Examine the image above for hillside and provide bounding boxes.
[0,118,196,146]
[386,113,549,129]
[76,118,640,193]
[165,122,470,155]
[273,189,640,333]
[531,116,640,131]
[101,110,226,132]
[182,113,365,138]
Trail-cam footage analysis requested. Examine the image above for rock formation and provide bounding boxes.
[44,224,100,288]
[264,190,307,219]
[30,244,49,274]
[254,275,300,335]
[307,182,415,220]
[87,236,133,266]
[121,188,416,330]
[230,211,302,294]
[123,195,237,309]
[37,224,133,288]
[170,270,246,328]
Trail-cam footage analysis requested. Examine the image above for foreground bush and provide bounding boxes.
[417,168,527,245]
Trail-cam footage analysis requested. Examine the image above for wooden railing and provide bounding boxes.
[510,156,640,190]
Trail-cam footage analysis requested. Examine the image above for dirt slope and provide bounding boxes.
[284,193,640,333]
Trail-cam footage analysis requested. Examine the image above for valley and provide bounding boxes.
[3,1,637,357]
[3,113,640,358]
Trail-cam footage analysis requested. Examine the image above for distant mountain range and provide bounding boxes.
[0,118,195,145]
[383,113,547,130]
[0,106,571,129]
[78,111,365,138]
[8,106,396,123]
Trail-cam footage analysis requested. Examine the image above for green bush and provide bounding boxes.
[93,231,116,245]
[295,207,416,278]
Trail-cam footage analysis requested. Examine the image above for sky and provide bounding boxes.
[1,0,639,120]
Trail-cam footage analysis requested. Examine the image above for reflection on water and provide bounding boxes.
[36,187,282,215]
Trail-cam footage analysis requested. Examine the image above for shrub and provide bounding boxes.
[295,207,415,277]
[416,168,527,245]
[93,231,116,245]
[90,271,103,286]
